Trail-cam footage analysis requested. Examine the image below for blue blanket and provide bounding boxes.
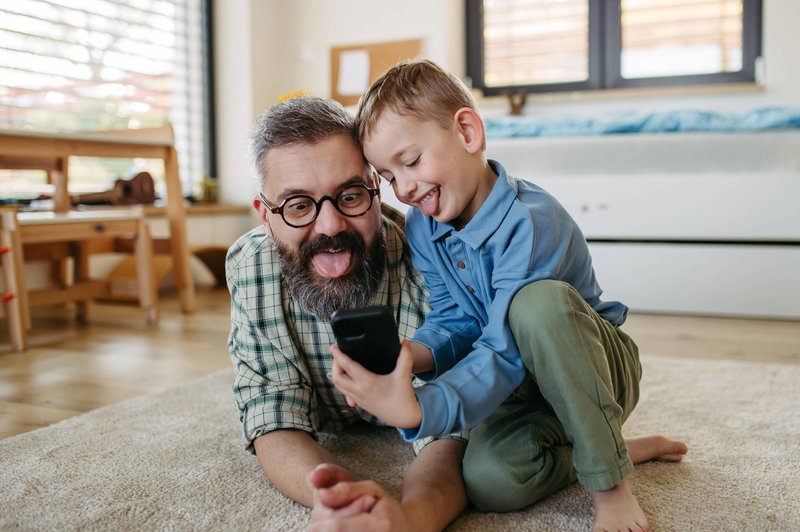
[484,106,800,139]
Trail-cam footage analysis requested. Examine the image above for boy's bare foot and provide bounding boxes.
[626,435,688,464]
[592,477,648,532]
[590,436,686,530]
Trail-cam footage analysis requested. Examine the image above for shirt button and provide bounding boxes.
[467,285,475,293]
[457,261,465,269]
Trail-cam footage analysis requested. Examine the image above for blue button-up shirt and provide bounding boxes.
[400,160,628,440]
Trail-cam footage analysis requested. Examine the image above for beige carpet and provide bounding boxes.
[1,355,798,531]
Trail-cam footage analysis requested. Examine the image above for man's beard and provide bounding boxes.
[275,229,387,319]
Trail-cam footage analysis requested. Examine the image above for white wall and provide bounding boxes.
[248,0,464,113]
[213,0,256,206]
[214,0,464,205]
[213,0,800,202]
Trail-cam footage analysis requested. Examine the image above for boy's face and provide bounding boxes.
[254,134,383,283]
[363,109,487,229]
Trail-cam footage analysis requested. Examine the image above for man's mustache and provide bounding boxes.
[298,232,365,262]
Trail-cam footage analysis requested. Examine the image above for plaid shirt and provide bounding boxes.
[227,205,439,453]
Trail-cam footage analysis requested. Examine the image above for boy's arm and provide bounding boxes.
[409,340,434,374]
[401,283,530,440]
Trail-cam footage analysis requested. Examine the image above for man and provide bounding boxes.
[226,97,467,530]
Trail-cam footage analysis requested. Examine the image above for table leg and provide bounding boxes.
[135,218,159,324]
[164,146,195,314]
[73,241,90,323]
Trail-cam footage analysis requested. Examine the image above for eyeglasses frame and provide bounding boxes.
[258,183,381,228]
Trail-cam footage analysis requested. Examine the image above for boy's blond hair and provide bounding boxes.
[355,59,481,143]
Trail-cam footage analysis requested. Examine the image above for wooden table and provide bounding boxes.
[0,126,195,313]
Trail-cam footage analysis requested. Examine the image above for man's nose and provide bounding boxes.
[313,197,348,236]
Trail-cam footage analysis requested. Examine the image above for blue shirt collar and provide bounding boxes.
[429,160,516,249]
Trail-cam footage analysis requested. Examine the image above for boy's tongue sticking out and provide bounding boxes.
[419,187,440,217]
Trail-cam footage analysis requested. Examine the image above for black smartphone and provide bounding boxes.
[330,305,401,375]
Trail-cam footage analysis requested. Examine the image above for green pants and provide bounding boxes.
[462,280,642,512]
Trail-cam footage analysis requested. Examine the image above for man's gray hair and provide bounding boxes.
[250,97,359,191]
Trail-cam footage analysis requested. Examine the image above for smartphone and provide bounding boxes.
[330,305,401,375]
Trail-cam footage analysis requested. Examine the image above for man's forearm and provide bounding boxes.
[401,438,468,531]
[253,429,344,507]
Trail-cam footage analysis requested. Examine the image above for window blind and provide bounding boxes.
[482,0,589,87]
[0,0,208,198]
[620,0,743,79]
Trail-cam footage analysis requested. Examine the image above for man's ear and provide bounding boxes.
[253,195,273,236]
[453,108,485,155]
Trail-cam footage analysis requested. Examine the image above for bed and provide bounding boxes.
[484,108,800,319]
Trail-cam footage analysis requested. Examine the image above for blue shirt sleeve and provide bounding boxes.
[401,281,529,440]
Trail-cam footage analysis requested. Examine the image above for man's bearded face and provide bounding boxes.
[275,229,387,319]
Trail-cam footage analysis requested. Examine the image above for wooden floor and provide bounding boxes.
[1,288,799,439]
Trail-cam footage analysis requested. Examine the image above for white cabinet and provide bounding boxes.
[487,131,800,319]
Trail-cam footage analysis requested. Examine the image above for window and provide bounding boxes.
[0,0,214,201]
[466,0,762,95]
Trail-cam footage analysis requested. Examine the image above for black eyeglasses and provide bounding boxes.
[259,183,381,228]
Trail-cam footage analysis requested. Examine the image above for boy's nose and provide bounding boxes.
[393,176,417,202]
[313,198,348,236]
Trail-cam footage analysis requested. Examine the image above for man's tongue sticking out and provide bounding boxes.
[312,249,353,278]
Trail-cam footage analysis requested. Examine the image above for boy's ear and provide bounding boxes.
[453,108,485,154]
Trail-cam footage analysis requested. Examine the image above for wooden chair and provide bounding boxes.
[0,209,29,352]
[1,208,158,352]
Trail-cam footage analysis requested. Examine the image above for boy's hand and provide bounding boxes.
[331,340,422,429]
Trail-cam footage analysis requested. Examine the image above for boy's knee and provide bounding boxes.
[508,280,590,371]
[509,280,581,339]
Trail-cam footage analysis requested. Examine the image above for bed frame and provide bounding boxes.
[486,131,800,319]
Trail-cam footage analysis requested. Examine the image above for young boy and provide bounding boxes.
[330,59,687,531]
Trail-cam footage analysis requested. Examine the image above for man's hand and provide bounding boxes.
[308,474,415,532]
[308,464,376,523]
[331,341,422,429]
